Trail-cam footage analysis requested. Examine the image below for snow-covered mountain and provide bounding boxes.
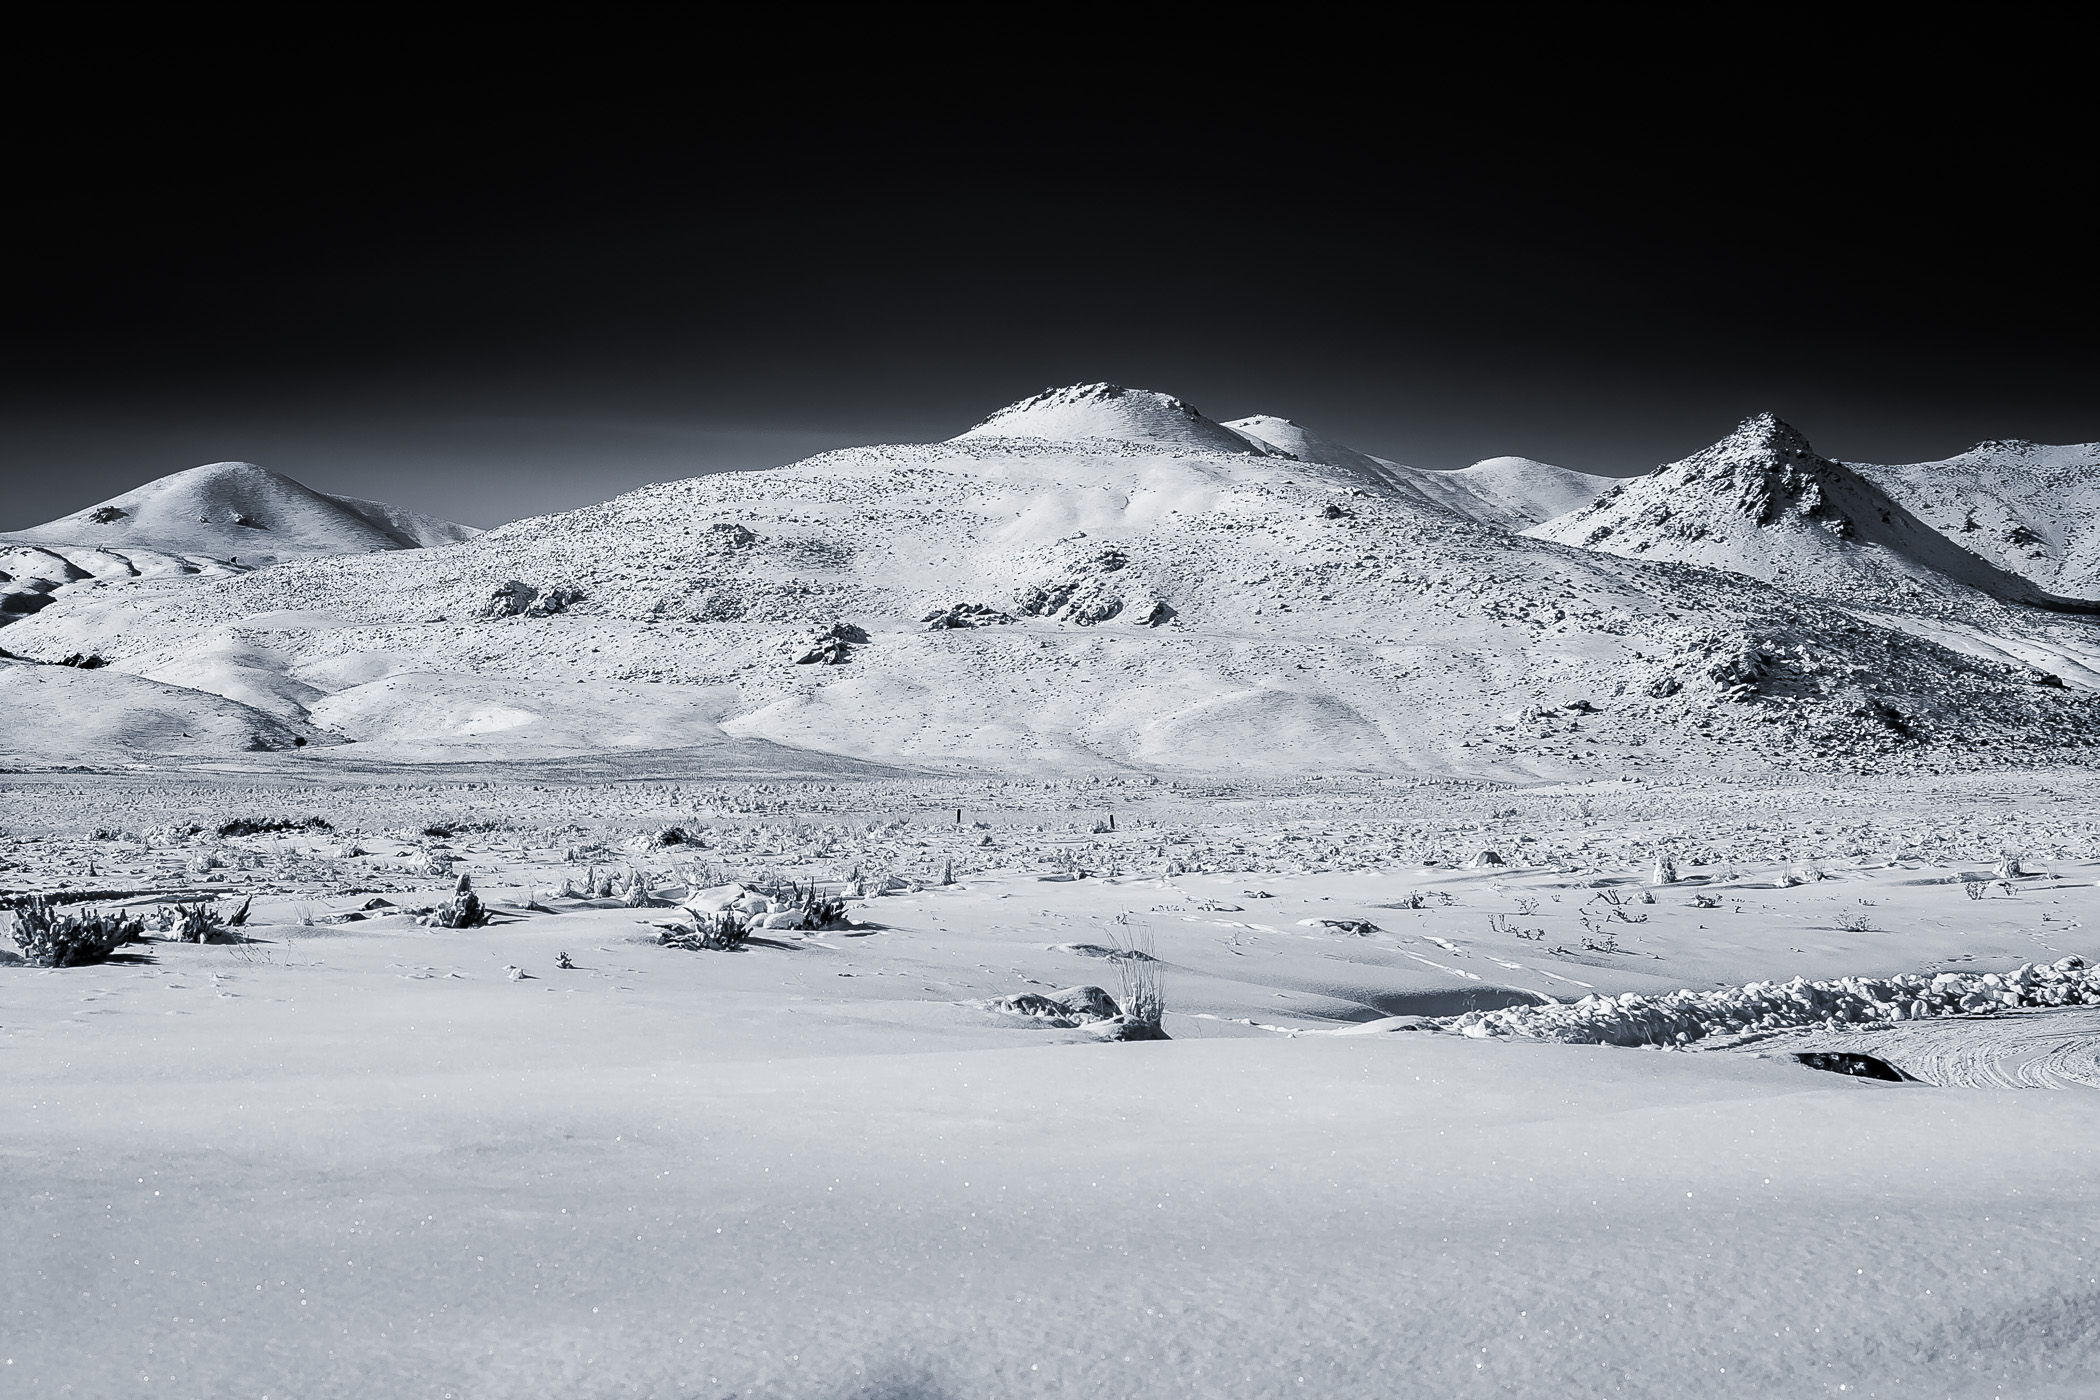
[5,387,2089,773]
[1525,414,2099,615]
[1224,414,1613,529]
[1851,440,2100,602]
[0,462,479,619]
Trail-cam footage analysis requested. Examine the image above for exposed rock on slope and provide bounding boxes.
[7,388,2093,776]
[1526,414,2100,616]
[1852,440,2100,602]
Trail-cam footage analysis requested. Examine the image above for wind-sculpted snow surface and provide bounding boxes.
[1450,956,2100,1046]
[6,389,2100,773]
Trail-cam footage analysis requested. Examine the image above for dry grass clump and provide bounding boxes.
[10,899,144,967]
[1113,934,1166,1031]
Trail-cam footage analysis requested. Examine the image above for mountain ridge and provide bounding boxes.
[1525,413,2100,617]
[4,389,2090,775]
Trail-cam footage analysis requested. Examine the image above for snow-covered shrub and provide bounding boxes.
[418,874,486,928]
[8,899,143,967]
[171,901,235,943]
[660,910,750,951]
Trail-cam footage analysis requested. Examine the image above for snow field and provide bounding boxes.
[8,767,2100,1395]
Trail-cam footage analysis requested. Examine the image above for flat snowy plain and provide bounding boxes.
[7,765,2100,1399]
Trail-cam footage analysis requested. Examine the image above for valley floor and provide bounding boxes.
[5,764,2100,1398]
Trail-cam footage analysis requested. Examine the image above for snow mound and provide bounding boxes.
[1852,439,2100,601]
[1451,956,2100,1047]
[1526,413,2100,616]
[3,461,479,566]
[956,383,1282,456]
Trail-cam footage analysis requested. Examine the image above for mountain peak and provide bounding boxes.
[953,383,1275,455]
[1697,412,1818,465]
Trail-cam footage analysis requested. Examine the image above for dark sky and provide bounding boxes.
[5,71,2092,530]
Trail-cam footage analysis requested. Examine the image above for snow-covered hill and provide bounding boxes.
[1407,456,1617,531]
[1852,439,2100,602]
[5,388,2091,774]
[957,383,1286,457]
[1224,415,1613,529]
[3,460,479,562]
[0,461,479,619]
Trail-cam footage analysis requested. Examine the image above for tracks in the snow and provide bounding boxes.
[1756,1006,2100,1089]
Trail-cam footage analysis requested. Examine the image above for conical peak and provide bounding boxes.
[1715,412,1816,461]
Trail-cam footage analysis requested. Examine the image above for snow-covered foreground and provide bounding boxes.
[8,769,2100,1397]
[13,1016,2100,1399]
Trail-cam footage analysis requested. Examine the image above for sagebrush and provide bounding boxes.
[10,899,143,967]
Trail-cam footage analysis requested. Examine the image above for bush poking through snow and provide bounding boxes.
[9,899,143,967]
[172,902,235,943]
[660,911,751,951]
[418,874,487,928]
[1100,934,1169,1040]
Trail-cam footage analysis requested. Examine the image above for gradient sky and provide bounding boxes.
[5,75,2092,530]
